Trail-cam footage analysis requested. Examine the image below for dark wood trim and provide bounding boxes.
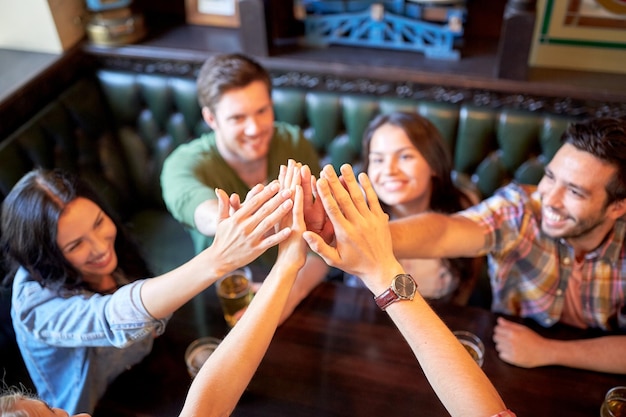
[494,0,537,80]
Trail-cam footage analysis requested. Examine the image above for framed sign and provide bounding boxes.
[529,0,626,74]
[185,0,240,27]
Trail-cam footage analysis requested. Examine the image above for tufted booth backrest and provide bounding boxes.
[94,70,575,201]
[271,89,574,198]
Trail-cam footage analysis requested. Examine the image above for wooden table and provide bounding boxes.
[94,281,625,417]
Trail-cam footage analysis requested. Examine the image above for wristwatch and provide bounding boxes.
[374,274,417,311]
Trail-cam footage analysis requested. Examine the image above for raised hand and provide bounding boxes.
[303,164,398,287]
[281,159,335,244]
[277,161,307,271]
[301,164,335,245]
[210,181,293,272]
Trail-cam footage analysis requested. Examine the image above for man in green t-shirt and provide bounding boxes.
[161,53,327,323]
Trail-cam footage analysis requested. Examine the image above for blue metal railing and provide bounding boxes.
[303,5,463,59]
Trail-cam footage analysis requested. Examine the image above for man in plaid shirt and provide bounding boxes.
[389,117,626,374]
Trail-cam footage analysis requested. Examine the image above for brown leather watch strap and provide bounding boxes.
[374,287,398,311]
[374,274,417,311]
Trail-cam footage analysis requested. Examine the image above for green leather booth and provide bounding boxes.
[272,88,573,199]
[96,69,574,195]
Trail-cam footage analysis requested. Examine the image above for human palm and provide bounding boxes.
[212,182,293,270]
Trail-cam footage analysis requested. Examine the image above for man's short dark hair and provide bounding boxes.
[196,53,272,112]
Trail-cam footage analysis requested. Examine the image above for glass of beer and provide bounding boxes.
[216,267,253,327]
[601,386,626,417]
[453,330,485,367]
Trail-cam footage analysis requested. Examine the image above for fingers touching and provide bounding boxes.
[306,164,397,282]
[213,161,387,275]
[212,183,294,268]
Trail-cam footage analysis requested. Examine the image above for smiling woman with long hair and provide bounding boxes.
[353,112,482,305]
[1,168,298,415]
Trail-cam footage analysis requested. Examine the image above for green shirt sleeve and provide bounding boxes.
[160,132,220,228]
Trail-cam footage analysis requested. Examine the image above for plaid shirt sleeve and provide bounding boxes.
[457,182,538,257]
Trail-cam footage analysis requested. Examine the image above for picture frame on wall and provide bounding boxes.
[529,0,626,74]
[185,0,240,28]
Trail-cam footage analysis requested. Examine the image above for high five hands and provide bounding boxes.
[281,160,400,291]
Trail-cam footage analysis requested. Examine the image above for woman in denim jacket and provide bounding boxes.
[1,168,296,415]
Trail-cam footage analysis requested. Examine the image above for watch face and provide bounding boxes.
[393,274,416,299]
